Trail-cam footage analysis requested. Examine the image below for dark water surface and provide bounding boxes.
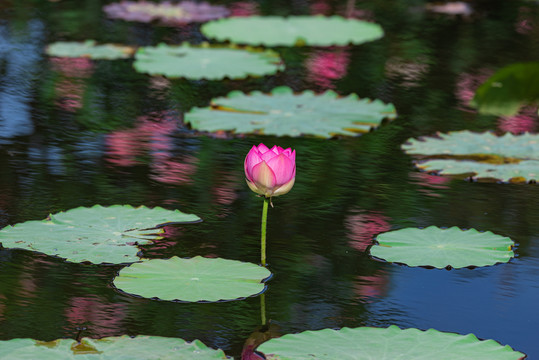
[0,0,538,358]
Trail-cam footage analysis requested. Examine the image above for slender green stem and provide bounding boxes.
[260,293,267,325]
[260,196,270,267]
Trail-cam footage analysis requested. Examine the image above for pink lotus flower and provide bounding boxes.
[244,144,296,198]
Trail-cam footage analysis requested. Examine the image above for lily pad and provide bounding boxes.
[402,131,539,182]
[0,335,229,359]
[133,43,283,80]
[113,256,271,302]
[184,86,396,137]
[471,62,539,116]
[45,40,135,60]
[103,1,229,26]
[201,16,384,47]
[0,205,201,264]
[369,226,514,269]
[258,325,525,360]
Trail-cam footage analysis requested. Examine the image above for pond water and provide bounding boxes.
[0,0,538,358]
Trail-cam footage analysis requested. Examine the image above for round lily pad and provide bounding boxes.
[402,131,539,182]
[184,86,397,137]
[0,205,201,265]
[257,325,525,360]
[45,40,135,60]
[0,335,229,359]
[133,43,283,80]
[103,1,229,26]
[201,16,384,47]
[369,226,515,269]
[113,256,271,302]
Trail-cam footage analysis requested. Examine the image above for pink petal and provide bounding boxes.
[261,149,278,162]
[256,143,270,153]
[251,160,276,190]
[266,153,295,185]
[244,148,263,182]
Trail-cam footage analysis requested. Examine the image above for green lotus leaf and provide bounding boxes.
[0,205,200,264]
[133,43,283,80]
[471,62,539,116]
[184,86,397,137]
[113,256,271,302]
[402,131,539,182]
[258,325,525,360]
[0,335,229,359]
[369,226,514,269]
[201,16,384,47]
[45,40,135,60]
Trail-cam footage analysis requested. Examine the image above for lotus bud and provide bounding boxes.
[244,143,296,198]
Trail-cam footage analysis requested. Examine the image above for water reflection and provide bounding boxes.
[0,19,44,142]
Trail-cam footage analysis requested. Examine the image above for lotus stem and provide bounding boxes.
[261,196,270,267]
[260,293,267,325]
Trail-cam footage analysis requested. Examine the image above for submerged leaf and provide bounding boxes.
[402,131,539,182]
[0,205,200,264]
[0,335,229,359]
[471,62,539,116]
[133,43,283,80]
[113,256,271,302]
[201,16,384,47]
[184,86,397,137]
[258,325,525,360]
[369,226,515,269]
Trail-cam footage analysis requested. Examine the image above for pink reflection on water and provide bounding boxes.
[149,155,198,185]
[409,171,450,197]
[305,49,350,89]
[65,296,127,337]
[105,111,181,167]
[515,6,535,34]
[229,1,259,16]
[498,106,538,134]
[50,57,94,113]
[354,270,390,302]
[455,70,493,112]
[345,209,391,252]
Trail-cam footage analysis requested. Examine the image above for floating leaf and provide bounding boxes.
[201,16,384,47]
[133,43,283,80]
[184,86,396,137]
[369,226,514,269]
[258,325,525,360]
[0,335,229,359]
[113,256,271,302]
[103,1,229,26]
[471,62,539,116]
[402,131,539,182]
[0,205,201,264]
[45,40,135,60]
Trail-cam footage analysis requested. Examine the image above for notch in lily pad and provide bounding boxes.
[369,226,515,269]
[184,86,397,138]
[402,131,539,183]
[113,256,272,302]
[0,205,201,265]
[257,325,525,359]
[0,335,230,359]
